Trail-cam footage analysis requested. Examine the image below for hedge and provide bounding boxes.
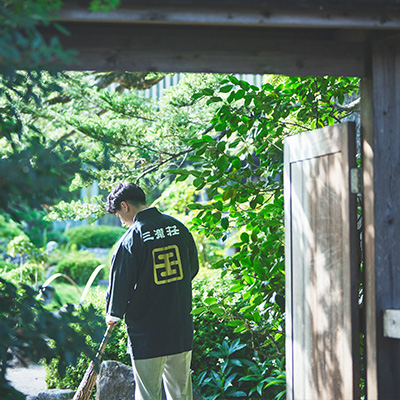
[65,225,126,249]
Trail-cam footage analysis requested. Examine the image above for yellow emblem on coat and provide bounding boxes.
[152,245,183,284]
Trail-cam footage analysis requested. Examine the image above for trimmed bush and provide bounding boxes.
[55,250,102,285]
[65,225,126,249]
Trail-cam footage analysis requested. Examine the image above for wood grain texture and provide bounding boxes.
[41,23,366,76]
[362,40,400,399]
[56,2,400,30]
[285,123,359,400]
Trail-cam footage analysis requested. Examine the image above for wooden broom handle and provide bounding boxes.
[96,324,114,359]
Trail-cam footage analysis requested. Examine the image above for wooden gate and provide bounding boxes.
[284,123,359,400]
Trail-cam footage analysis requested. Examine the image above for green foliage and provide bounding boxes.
[14,207,53,247]
[0,1,127,219]
[45,196,107,222]
[194,338,248,400]
[5,235,48,286]
[0,277,103,400]
[27,72,359,398]
[0,214,24,253]
[88,0,120,12]
[0,1,68,72]
[7,234,47,264]
[194,338,286,400]
[0,0,80,218]
[45,287,129,392]
[65,225,126,248]
[1,261,45,286]
[47,282,82,306]
[192,272,245,373]
[55,250,102,285]
[174,74,359,362]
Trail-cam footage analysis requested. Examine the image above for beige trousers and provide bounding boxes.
[131,350,193,400]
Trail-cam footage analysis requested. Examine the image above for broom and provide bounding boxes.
[72,324,114,400]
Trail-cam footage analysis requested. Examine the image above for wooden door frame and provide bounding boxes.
[35,4,400,397]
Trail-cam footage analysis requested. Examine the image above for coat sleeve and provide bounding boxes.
[106,235,138,319]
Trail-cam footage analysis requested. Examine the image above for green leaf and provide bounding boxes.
[212,211,221,222]
[193,178,205,189]
[210,305,225,315]
[227,91,236,103]
[214,201,223,211]
[192,306,206,315]
[192,92,203,99]
[227,320,244,327]
[239,80,251,90]
[219,84,234,93]
[221,217,229,230]
[228,75,240,85]
[207,96,223,105]
[233,325,248,333]
[215,122,227,132]
[234,89,245,101]
[215,155,228,171]
[240,232,250,243]
[202,88,214,96]
[217,141,226,151]
[188,155,205,162]
[175,174,188,182]
[187,203,203,210]
[201,134,214,142]
[231,158,241,169]
[204,297,218,305]
[222,187,236,201]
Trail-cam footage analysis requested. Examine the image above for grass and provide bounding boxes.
[49,282,83,306]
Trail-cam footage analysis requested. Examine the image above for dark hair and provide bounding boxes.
[106,182,146,214]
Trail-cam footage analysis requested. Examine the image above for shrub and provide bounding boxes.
[0,260,16,271]
[0,278,103,400]
[45,287,129,393]
[192,270,286,399]
[0,215,24,253]
[65,225,126,249]
[46,230,68,246]
[194,338,286,400]
[1,262,45,286]
[45,270,281,398]
[192,271,243,373]
[55,250,102,285]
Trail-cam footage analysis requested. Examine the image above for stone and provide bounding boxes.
[37,389,75,400]
[46,241,60,254]
[96,360,135,400]
[96,360,202,400]
[81,246,110,261]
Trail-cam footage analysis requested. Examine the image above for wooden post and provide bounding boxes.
[362,39,400,400]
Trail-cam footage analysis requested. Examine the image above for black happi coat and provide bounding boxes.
[106,207,199,360]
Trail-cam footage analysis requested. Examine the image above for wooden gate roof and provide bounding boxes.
[46,0,400,76]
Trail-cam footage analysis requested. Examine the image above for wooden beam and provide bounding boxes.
[56,1,400,30]
[43,23,367,76]
[362,37,400,400]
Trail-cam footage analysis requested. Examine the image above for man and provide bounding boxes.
[105,182,199,400]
